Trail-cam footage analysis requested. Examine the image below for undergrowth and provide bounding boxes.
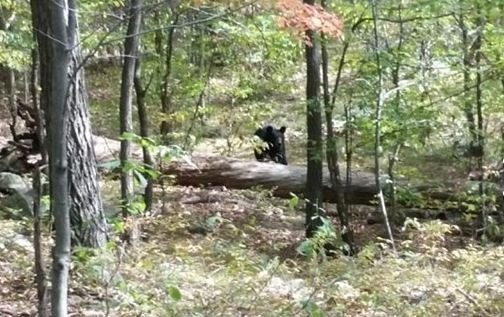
[1,186,504,316]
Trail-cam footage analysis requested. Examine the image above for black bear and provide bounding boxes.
[254,125,287,165]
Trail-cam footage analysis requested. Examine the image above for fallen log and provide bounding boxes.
[3,134,501,209]
[91,138,379,204]
[162,156,504,209]
[163,156,379,205]
[90,137,379,204]
[90,137,502,208]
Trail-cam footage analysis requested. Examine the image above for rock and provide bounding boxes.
[1,232,33,253]
[0,172,34,218]
[333,280,360,300]
[264,276,312,301]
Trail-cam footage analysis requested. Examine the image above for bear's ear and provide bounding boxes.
[279,126,286,133]
[266,126,274,133]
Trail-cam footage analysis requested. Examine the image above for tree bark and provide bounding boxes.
[320,0,354,251]
[66,0,107,247]
[134,57,155,212]
[159,13,179,143]
[33,165,48,317]
[47,0,71,314]
[119,0,142,228]
[7,69,17,141]
[459,7,478,167]
[31,0,107,248]
[30,44,47,164]
[303,0,324,238]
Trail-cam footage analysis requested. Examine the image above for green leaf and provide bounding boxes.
[129,198,146,215]
[167,285,182,302]
[303,300,324,317]
[97,160,121,171]
[288,193,299,209]
[133,169,148,189]
[120,132,141,142]
[297,240,316,257]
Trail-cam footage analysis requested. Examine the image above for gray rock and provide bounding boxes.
[2,232,33,253]
[0,172,34,218]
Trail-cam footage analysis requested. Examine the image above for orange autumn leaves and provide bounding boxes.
[276,0,342,45]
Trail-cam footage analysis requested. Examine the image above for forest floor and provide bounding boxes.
[1,180,504,316]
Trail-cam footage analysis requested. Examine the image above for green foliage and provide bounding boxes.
[402,218,458,262]
[303,300,324,317]
[166,285,182,302]
[209,13,301,95]
[288,193,299,210]
[298,217,345,259]
[0,0,32,70]
[395,186,426,208]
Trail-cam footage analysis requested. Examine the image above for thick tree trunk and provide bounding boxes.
[87,137,503,211]
[31,0,107,248]
[66,0,107,248]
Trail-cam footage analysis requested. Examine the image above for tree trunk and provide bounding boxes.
[0,12,17,142]
[31,0,107,248]
[159,14,179,144]
[23,71,29,104]
[371,0,395,251]
[7,69,17,141]
[33,165,48,317]
[119,0,142,235]
[320,0,354,252]
[30,44,47,164]
[66,0,107,247]
[134,57,155,212]
[474,6,486,235]
[459,9,478,168]
[303,0,324,238]
[47,0,72,314]
[90,137,501,210]
[388,2,406,223]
